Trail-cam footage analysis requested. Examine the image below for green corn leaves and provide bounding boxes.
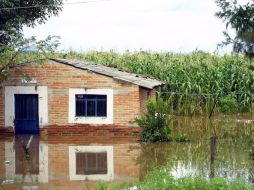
[57,50,254,115]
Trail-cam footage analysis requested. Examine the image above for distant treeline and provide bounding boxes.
[54,50,254,116]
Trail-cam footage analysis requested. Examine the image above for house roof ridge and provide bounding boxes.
[50,58,165,89]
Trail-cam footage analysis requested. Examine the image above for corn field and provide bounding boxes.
[56,50,254,116]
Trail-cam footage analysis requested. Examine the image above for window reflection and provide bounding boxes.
[76,152,107,175]
[69,146,114,181]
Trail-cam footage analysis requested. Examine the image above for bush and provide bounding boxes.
[219,94,240,114]
[134,96,172,142]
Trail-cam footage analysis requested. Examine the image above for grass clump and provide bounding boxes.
[134,96,172,142]
[138,169,254,190]
[174,133,191,142]
[96,168,254,190]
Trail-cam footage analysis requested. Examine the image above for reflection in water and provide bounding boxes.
[0,137,140,189]
[76,152,107,175]
[138,140,254,182]
[138,115,254,183]
[69,146,114,181]
[0,115,253,189]
[210,136,216,179]
[15,136,39,175]
[3,135,48,185]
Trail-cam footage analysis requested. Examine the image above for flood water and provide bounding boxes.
[0,115,253,189]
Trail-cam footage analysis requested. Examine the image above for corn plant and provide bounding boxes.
[55,50,254,116]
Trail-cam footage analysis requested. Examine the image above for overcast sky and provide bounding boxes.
[23,0,234,53]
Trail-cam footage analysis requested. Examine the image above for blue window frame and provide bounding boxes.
[75,94,107,117]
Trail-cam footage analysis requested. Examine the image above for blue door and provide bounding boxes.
[15,94,39,134]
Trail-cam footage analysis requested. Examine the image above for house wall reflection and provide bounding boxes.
[0,136,141,189]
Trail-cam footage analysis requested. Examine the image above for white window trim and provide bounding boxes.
[69,146,114,181]
[4,86,48,127]
[68,88,113,124]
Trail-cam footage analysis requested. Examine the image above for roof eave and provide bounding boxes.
[50,58,166,89]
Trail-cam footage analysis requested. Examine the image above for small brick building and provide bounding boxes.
[0,58,164,134]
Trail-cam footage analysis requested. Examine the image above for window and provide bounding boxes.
[69,89,113,124]
[76,152,107,175]
[75,95,107,117]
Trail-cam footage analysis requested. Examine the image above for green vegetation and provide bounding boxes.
[95,168,254,190]
[0,0,63,45]
[250,146,254,160]
[133,169,254,190]
[174,133,191,142]
[57,50,254,116]
[0,35,60,82]
[134,96,172,142]
[0,0,63,83]
[215,0,254,58]
[219,93,239,114]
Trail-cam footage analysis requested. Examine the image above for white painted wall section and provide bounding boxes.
[4,86,48,127]
[68,88,113,124]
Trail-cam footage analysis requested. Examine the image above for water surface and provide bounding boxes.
[0,115,253,189]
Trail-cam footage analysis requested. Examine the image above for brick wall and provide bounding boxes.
[0,60,156,127]
[46,143,140,189]
[139,88,157,113]
[114,144,141,180]
[0,88,4,127]
[0,140,5,180]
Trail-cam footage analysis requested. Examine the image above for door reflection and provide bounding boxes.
[15,135,39,175]
[4,135,48,183]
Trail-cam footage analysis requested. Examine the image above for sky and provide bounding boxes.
[23,0,235,53]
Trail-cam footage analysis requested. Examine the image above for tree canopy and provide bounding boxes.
[0,0,63,82]
[215,0,254,57]
[0,0,63,42]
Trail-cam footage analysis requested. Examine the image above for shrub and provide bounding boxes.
[134,96,172,142]
[219,93,240,114]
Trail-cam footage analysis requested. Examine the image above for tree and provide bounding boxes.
[0,0,63,82]
[0,0,63,44]
[0,34,60,82]
[215,0,254,58]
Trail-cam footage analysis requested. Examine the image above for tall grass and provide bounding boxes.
[56,50,254,116]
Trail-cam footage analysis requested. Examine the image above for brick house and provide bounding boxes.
[0,58,164,134]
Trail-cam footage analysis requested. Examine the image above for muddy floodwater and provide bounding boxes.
[0,115,253,189]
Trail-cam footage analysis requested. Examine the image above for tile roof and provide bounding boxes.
[51,58,165,89]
